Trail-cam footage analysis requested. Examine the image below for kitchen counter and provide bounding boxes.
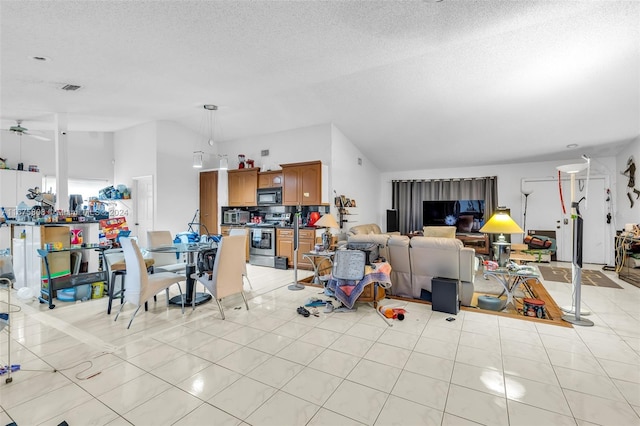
[220,223,318,230]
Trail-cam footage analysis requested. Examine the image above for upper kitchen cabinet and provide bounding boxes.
[227,168,258,207]
[257,170,282,189]
[281,160,327,206]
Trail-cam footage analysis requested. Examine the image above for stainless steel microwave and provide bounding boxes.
[257,187,282,206]
[223,209,250,224]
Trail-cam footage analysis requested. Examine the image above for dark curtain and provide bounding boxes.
[391,177,498,234]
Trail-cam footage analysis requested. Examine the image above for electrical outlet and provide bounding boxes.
[261,149,269,157]
[357,157,362,166]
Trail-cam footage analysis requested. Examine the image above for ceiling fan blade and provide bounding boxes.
[24,132,51,141]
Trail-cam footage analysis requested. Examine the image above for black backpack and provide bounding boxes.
[197,248,217,274]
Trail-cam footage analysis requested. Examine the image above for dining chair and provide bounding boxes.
[104,248,155,314]
[147,230,186,273]
[114,237,185,329]
[227,228,252,289]
[193,235,248,319]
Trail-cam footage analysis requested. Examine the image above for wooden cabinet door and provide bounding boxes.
[258,171,283,189]
[240,169,258,205]
[281,161,322,206]
[200,171,218,235]
[228,169,258,206]
[297,229,315,268]
[228,172,243,206]
[282,166,300,206]
[277,229,294,266]
[300,163,321,205]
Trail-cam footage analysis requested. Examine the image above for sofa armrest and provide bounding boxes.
[459,247,476,283]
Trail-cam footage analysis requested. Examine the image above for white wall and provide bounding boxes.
[0,130,55,171]
[330,125,381,235]
[113,122,157,233]
[155,121,201,235]
[217,123,331,172]
[0,130,113,180]
[615,138,640,228]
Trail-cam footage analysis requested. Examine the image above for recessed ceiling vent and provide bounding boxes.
[60,84,82,91]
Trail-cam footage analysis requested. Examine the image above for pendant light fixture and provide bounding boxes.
[193,104,218,169]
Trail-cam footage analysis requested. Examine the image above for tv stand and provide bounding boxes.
[456,233,489,255]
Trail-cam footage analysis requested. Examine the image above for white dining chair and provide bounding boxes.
[147,230,186,273]
[193,235,248,319]
[115,237,186,329]
[228,228,252,289]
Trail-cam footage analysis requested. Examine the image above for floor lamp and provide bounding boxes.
[521,188,533,234]
[557,161,594,327]
[288,211,305,291]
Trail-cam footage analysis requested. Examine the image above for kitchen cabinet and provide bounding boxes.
[281,161,322,206]
[220,225,250,261]
[227,168,258,207]
[257,171,282,189]
[276,228,315,269]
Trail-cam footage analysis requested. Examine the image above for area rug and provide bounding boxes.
[537,266,622,289]
[302,273,570,327]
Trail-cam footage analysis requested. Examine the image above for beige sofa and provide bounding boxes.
[347,228,477,306]
[348,223,384,236]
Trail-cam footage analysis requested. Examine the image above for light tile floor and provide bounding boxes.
[1,262,639,426]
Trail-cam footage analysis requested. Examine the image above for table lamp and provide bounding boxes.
[479,210,524,267]
[314,213,339,251]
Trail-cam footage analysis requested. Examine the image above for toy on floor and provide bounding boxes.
[378,305,406,320]
[0,365,20,375]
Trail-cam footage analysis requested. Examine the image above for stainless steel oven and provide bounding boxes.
[249,225,276,267]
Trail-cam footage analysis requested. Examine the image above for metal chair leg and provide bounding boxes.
[215,298,225,320]
[114,300,126,322]
[243,274,253,290]
[241,292,249,311]
[127,305,142,329]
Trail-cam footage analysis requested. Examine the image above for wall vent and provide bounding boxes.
[61,84,82,91]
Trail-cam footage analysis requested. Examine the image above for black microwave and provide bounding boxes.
[257,187,282,206]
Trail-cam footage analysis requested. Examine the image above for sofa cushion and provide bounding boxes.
[423,226,456,238]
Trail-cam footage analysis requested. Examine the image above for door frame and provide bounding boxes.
[133,175,154,248]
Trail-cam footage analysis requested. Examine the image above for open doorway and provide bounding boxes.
[523,175,610,265]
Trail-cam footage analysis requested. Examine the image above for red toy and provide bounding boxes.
[378,305,406,320]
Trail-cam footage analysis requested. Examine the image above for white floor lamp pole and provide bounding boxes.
[288,210,305,291]
[557,162,593,327]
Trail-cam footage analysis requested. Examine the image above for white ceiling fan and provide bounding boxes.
[6,120,51,141]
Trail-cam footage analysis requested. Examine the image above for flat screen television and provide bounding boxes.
[422,199,485,233]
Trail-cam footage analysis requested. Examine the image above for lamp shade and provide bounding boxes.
[557,163,588,174]
[314,213,339,229]
[479,211,523,235]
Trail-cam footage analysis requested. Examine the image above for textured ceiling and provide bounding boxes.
[1,0,638,172]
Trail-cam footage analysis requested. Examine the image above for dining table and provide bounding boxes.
[145,242,216,306]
